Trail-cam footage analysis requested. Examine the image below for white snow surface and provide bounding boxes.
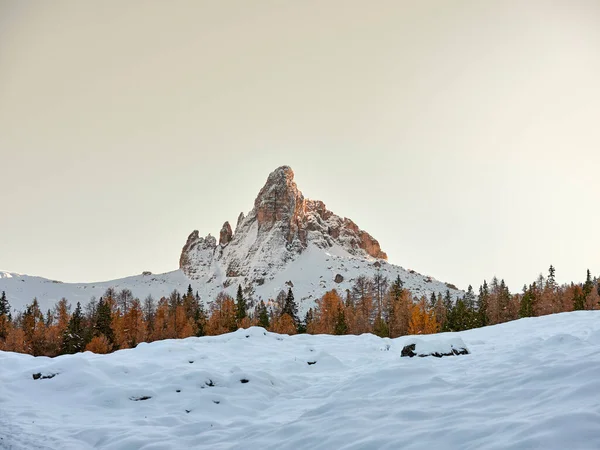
[2,311,600,449]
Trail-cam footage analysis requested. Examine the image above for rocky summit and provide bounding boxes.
[178,166,458,306]
[180,166,387,281]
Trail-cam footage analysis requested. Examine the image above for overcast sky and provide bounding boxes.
[1,0,599,292]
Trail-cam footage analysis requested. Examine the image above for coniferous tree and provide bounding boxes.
[236,285,247,322]
[282,288,298,324]
[0,291,9,317]
[334,305,348,335]
[573,286,585,311]
[477,281,489,327]
[582,269,594,308]
[304,308,314,333]
[390,276,404,300]
[62,302,86,354]
[429,292,437,310]
[194,294,207,337]
[0,291,10,340]
[94,297,115,348]
[519,285,534,318]
[464,285,476,310]
[257,300,270,329]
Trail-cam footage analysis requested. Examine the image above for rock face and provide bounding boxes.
[181,166,387,283]
[219,222,233,246]
[178,166,459,307]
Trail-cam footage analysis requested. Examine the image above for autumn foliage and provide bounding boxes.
[0,266,599,357]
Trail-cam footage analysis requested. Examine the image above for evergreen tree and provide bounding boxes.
[476,281,489,327]
[583,269,594,306]
[464,285,476,310]
[282,288,298,323]
[443,290,453,314]
[304,308,314,333]
[519,285,534,318]
[257,300,270,329]
[94,297,115,347]
[547,265,556,289]
[429,292,437,310]
[62,302,86,354]
[0,291,9,317]
[447,298,470,331]
[0,291,10,340]
[390,276,404,300]
[333,305,348,335]
[235,285,247,321]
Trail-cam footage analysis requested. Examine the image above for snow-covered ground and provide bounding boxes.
[2,311,600,449]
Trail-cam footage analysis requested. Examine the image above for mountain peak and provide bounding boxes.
[254,165,303,234]
[179,166,391,296]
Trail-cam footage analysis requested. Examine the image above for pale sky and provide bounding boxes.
[1,0,599,292]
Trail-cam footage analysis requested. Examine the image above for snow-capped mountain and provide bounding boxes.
[0,166,461,313]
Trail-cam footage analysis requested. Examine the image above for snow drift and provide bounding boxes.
[2,311,600,449]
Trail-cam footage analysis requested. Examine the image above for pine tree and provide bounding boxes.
[94,297,115,348]
[547,265,556,289]
[390,276,404,300]
[282,288,298,324]
[519,285,534,318]
[464,285,476,310]
[236,285,247,322]
[476,281,489,327]
[0,291,9,317]
[62,302,86,354]
[194,295,207,337]
[257,300,270,329]
[583,269,594,308]
[333,305,348,335]
[429,292,437,310]
[0,291,10,340]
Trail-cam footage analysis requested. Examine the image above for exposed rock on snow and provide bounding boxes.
[401,337,470,358]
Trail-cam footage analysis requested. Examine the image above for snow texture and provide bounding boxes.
[2,311,600,449]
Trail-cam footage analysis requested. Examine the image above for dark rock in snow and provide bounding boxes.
[32,372,57,380]
[401,338,470,358]
[130,396,152,401]
[334,274,344,283]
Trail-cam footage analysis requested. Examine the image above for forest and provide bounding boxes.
[0,266,599,357]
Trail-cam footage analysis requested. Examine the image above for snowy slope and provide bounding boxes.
[2,311,600,449]
[0,248,458,315]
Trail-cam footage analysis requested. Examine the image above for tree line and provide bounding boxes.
[0,266,598,356]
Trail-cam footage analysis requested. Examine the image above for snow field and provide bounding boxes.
[2,311,600,449]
